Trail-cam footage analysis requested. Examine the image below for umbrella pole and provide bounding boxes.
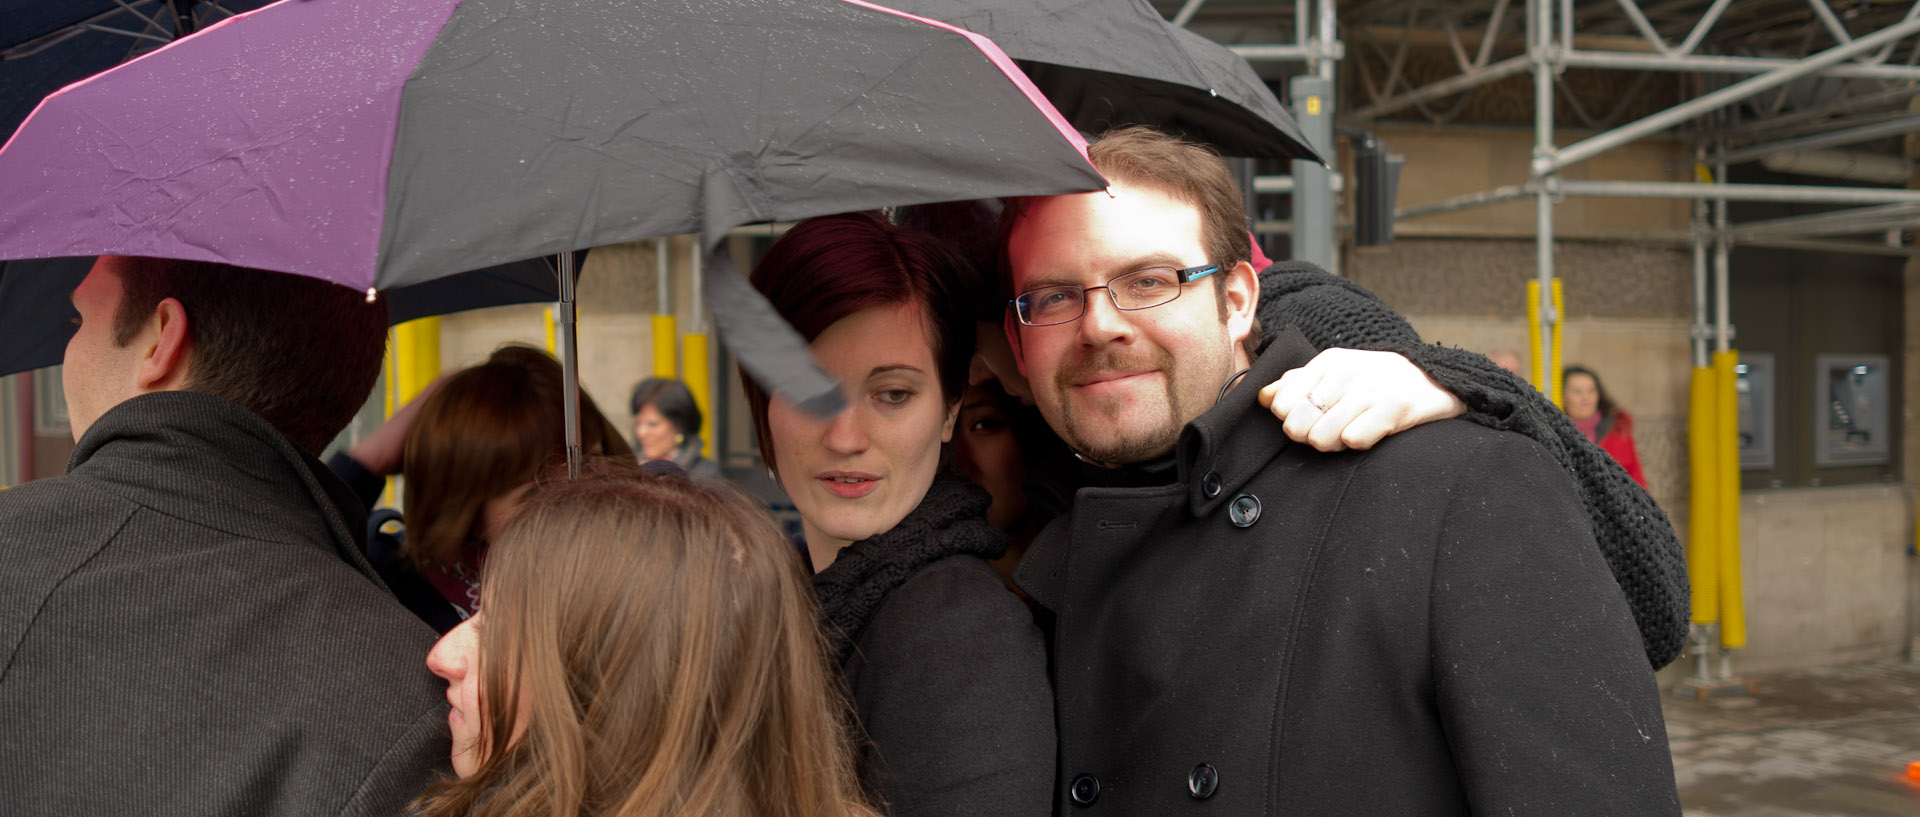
[557,252,582,479]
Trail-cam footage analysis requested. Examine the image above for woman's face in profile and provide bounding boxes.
[426,613,487,777]
[425,611,530,778]
[768,301,959,553]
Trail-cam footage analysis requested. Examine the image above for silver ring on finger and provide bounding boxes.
[1307,393,1330,412]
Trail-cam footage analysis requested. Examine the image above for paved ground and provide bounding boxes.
[1665,658,1920,816]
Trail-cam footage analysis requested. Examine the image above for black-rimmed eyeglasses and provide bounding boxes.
[1009,263,1219,327]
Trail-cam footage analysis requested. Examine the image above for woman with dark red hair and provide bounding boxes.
[745,211,1053,817]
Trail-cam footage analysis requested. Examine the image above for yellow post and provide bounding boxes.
[1549,278,1565,408]
[1713,350,1747,648]
[544,308,556,355]
[393,317,442,407]
[682,332,713,457]
[651,314,678,378]
[1686,366,1720,626]
[1525,280,1544,391]
[383,317,441,506]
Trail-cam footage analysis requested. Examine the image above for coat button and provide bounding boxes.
[1069,773,1101,806]
[1228,493,1261,527]
[1201,471,1223,498]
[1188,763,1219,799]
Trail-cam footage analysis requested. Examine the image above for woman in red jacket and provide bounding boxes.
[1563,365,1647,487]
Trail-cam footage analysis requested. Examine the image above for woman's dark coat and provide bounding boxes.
[814,475,1053,817]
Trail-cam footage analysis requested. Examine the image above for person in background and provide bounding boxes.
[412,459,878,817]
[330,345,634,633]
[1562,364,1647,487]
[1,256,446,815]
[1487,348,1525,376]
[629,376,722,479]
[949,378,1063,587]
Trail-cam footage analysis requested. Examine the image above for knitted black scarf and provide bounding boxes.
[812,473,1007,666]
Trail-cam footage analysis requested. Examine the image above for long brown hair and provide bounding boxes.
[401,345,633,571]
[411,460,877,817]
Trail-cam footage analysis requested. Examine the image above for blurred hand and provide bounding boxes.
[346,373,452,475]
[1257,348,1467,452]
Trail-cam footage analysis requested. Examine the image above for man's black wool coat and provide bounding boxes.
[1015,327,1681,816]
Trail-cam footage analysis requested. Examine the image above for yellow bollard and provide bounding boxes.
[544,308,556,355]
[1548,279,1564,408]
[393,317,442,408]
[1686,366,1720,626]
[384,317,441,506]
[681,332,713,457]
[1713,350,1747,648]
[1526,280,1544,392]
[651,314,678,379]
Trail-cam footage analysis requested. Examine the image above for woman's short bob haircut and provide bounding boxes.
[743,210,976,474]
[401,345,632,571]
[628,377,702,439]
[410,459,878,817]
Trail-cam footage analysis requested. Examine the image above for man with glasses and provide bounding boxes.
[998,127,1680,816]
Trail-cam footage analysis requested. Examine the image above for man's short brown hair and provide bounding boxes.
[110,257,389,454]
[999,126,1253,298]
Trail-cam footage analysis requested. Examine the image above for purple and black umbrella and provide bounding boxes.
[0,0,1106,424]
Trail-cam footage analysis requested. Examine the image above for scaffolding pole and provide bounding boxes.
[1540,18,1920,176]
[1556,180,1920,204]
[1530,0,1558,395]
[1558,50,1920,81]
[1728,202,1920,240]
[1721,114,1920,164]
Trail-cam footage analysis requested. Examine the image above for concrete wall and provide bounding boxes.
[1731,485,1913,673]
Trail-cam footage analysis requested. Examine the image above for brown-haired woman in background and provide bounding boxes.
[1562,364,1647,488]
[327,345,633,633]
[412,460,878,817]
[745,211,1052,816]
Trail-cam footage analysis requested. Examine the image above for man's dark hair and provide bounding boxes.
[628,377,703,439]
[111,256,389,454]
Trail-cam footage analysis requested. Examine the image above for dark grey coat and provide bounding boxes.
[1015,328,1681,816]
[0,391,451,816]
[838,557,1053,817]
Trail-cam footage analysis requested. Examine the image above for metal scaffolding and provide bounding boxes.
[1167,0,1920,366]
[1165,0,1920,687]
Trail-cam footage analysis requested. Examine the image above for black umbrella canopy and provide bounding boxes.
[884,0,1319,161]
[0,1,277,143]
[373,0,1112,415]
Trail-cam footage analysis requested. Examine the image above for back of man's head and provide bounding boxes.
[112,257,389,454]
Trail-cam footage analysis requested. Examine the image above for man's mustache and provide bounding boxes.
[1057,348,1174,388]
